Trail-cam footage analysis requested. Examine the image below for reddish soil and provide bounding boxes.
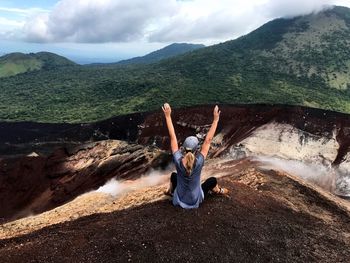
[0,170,349,263]
[2,104,350,225]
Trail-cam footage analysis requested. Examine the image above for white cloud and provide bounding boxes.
[149,0,347,43]
[0,17,23,27]
[2,0,350,44]
[265,0,334,18]
[0,17,24,40]
[149,0,269,43]
[0,6,49,40]
[0,7,48,15]
[23,0,178,43]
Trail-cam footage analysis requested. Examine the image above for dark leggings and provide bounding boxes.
[170,172,218,197]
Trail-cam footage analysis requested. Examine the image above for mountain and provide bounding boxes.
[115,43,205,65]
[0,52,76,78]
[0,6,350,122]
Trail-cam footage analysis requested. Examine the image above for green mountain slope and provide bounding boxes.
[0,52,76,78]
[0,6,350,122]
[116,43,205,65]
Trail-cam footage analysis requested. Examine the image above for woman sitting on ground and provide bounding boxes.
[162,103,228,209]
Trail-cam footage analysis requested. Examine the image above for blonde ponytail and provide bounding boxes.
[184,152,195,175]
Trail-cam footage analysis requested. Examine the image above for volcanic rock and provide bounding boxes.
[1,105,350,262]
[0,158,349,262]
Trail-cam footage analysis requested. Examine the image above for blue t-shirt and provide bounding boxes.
[172,150,205,209]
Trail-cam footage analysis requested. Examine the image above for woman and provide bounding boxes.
[162,103,228,209]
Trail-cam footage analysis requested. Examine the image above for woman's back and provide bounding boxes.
[172,150,205,208]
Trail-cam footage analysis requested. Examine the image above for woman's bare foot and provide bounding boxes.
[217,187,228,195]
[212,185,228,195]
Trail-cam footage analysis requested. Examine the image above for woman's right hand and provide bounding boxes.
[162,103,172,118]
[213,105,220,122]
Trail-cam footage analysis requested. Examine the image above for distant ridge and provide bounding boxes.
[1,6,350,122]
[115,43,205,65]
[0,52,76,78]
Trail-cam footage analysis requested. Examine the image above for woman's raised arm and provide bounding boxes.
[162,103,179,153]
[200,105,220,158]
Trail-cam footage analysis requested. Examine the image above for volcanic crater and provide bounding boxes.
[1,104,350,262]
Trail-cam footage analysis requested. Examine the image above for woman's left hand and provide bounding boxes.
[162,103,172,118]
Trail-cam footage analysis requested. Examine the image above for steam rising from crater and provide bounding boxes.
[96,169,170,197]
[256,156,350,197]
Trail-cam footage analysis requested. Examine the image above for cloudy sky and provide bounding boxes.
[0,0,349,63]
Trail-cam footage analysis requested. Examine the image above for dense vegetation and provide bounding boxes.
[0,6,350,123]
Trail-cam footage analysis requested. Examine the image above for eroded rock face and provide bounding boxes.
[2,104,350,164]
[0,140,170,223]
[138,105,350,165]
[229,122,339,165]
[1,104,350,222]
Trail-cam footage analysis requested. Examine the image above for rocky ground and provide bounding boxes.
[0,158,350,262]
[2,105,350,223]
[1,105,350,262]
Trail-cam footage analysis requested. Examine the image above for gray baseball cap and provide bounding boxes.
[183,136,199,152]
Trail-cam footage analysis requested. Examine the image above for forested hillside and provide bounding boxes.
[0,52,76,78]
[0,6,350,122]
